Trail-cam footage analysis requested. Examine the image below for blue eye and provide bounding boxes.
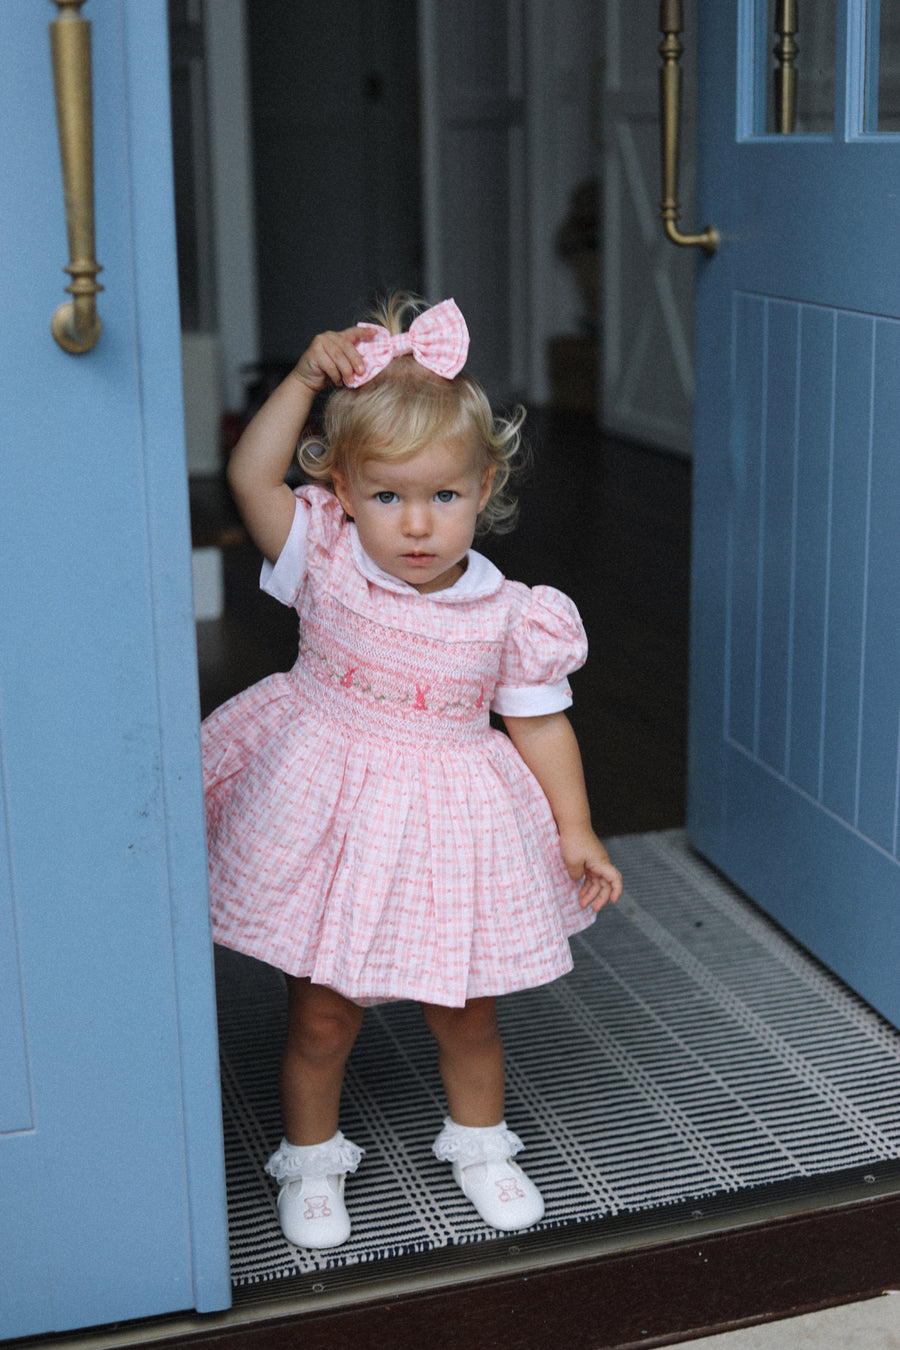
[374,491,398,504]
[434,490,457,503]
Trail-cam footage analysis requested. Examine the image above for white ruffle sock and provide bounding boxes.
[433,1117,545,1230]
[265,1132,363,1250]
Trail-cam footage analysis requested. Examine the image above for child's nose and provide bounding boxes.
[402,502,431,536]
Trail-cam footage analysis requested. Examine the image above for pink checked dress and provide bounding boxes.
[202,486,595,1007]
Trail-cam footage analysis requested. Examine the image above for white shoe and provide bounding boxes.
[265,1132,363,1251]
[432,1116,546,1231]
[452,1157,545,1231]
[276,1172,351,1249]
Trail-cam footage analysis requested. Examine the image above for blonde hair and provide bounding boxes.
[298,293,525,535]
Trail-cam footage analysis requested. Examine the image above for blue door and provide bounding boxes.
[0,2,230,1337]
[690,0,900,1026]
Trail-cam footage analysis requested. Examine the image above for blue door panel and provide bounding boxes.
[822,314,872,824]
[0,849,31,1133]
[720,752,900,1024]
[755,301,796,778]
[860,322,900,851]
[727,293,766,757]
[789,306,834,800]
[691,0,900,1029]
[0,1137,52,1333]
[0,0,230,1336]
[710,299,900,969]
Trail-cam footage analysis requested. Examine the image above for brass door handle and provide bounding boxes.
[774,0,798,134]
[658,0,718,255]
[49,0,103,353]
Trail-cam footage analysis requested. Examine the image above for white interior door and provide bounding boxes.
[419,0,529,397]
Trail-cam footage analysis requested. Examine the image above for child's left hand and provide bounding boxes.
[559,828,623,912]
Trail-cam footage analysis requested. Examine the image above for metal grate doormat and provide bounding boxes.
[215,830,900,1285]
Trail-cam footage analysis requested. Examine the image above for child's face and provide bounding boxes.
[333,438,495,594]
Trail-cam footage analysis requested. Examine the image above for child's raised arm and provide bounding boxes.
[503,712,622,912]
[227,327,371,564]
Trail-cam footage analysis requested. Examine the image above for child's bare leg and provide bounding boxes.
[280,976,364,1144]
[420,996,505,1125]
[268,977,364,1250]
[423,996,544,1229]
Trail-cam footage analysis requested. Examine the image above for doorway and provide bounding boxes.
[169,1,900,1336]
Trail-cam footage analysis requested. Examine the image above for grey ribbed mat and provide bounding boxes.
[215,829,900,1284]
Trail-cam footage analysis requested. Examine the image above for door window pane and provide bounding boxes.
[872,0,900,130]
[765,0,835,133]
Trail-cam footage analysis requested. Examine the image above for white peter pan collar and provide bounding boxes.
[349,524,505,600]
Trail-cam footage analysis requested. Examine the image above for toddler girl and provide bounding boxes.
[203,295,622,1250]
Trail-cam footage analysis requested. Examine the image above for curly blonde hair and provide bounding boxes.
[298,293,525,535]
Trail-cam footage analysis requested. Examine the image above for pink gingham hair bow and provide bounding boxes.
[345,298,469,387]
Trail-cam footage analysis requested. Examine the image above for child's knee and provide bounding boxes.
[460,997,500,1041]
[286,984,362,1060]
[423,996,500,1050]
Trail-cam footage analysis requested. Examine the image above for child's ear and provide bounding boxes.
[331,470,354,517]
[478,465,497,512]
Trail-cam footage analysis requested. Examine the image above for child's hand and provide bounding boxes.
[292,326,375,394]
[559,828,623,913]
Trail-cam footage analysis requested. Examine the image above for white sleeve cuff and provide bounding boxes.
[260,498,310,605]
[490,679,573,717]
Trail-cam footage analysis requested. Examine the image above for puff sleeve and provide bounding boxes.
[259,486,343,607]
[491,585,588,717]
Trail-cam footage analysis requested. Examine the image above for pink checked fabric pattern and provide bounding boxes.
[345,298,469,387]
[202,487,594,1008]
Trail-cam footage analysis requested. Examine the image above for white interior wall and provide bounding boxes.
[203,0,260,411]
[181,332,221,474]
[183,0,260,621]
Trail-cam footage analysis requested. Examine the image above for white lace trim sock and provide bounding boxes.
[432,1116,525,1170]
[265,1131,364,1183]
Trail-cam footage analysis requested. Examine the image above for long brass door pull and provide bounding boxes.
[659,0,719,255]
[49,0,103,353]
